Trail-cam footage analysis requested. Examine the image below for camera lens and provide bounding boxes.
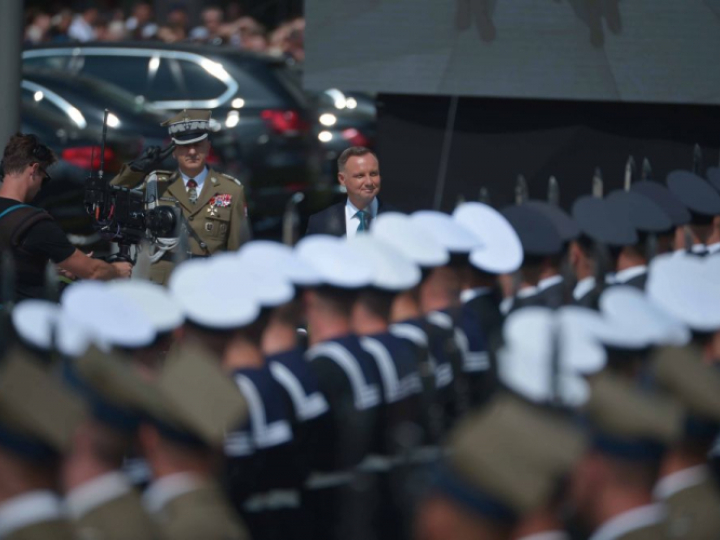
[146,207,179,237]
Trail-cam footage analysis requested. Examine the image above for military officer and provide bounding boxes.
[136,344,251,540]
[294,235,385,540]
[569,373,682,540]
[111,109,249,285]
[170,254,301,540]
[10,296,160,540]
[0,350,84,540]
[666,170,720,255]
[652,346,720,539]
[605,189,673,289]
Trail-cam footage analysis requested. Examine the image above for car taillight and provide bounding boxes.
[62,147,116,171]
[261,110,309,136]
[206,147,221,166]
[341,128,371,148]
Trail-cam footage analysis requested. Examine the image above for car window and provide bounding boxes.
[23,55,70,71]
[176,59,231,101]
[21,86,69,122]
[146,58,188,102]
[77,55,149,97]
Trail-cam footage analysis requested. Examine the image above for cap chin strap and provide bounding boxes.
[172,134,209,145]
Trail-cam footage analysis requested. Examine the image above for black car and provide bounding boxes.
[22,68,239,174]
[23,42,326,235]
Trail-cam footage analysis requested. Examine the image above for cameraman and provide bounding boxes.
[0,134,132,300]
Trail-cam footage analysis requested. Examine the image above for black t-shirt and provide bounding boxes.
[0,197,75,300]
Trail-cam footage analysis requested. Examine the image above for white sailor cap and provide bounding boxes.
[647,253,720,332]
[237,240,321,287]
[453,202,523,274]
[371,212,449,268]
[12,300,91,357]
[555,306,607,375]
[169,258,260,329]
[61,282,156,349]
[346,234,421,292]
[211,253,295,308]
[410,210,482,254]
[109,281,184,334]
[599,286,690,348]
[295,235,374,289]
[498,307,590,407]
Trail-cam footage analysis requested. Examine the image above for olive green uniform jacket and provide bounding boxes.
[111,165,249,285]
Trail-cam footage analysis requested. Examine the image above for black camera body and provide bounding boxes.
[84,173,181,261]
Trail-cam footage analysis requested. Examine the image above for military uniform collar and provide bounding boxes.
[460,287,493,304]
[538,274,563,291]
[65,471,132,519]
[614,265,648,285]
[143,472,205,514]
[589,503,665,540]
[516,532,570,540]
[653,464,709,500]
[573,276,596,301]
[0,490,65,538]
[179,166,209,189]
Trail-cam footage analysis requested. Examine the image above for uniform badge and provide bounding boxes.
[205,222,214,232]
[208,194,232,217]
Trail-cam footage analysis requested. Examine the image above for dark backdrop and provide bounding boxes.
[376,94,720,213]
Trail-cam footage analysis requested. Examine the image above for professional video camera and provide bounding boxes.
[84,110,182,262]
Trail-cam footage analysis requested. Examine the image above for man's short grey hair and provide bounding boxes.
[337,146,377,172]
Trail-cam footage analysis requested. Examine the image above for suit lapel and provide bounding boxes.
[190,168,221,218]
[335,202,347,236]
[165,172,192,212]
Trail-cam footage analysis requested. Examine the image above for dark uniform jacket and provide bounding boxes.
[305,198,395,237]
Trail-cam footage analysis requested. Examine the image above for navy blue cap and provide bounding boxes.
[666,170,720,222]
[606,190,673,234]
[706,167,720,194]
[501,205,563,257]
[0,423,58,461]
[571,196,638,247]
[630,181,690,227]
[592,432,666,461]
[524,200,580,243]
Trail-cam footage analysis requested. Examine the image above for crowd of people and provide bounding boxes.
[23,1,305,62]
[3,133,720,540]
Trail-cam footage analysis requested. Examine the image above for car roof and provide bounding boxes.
[24,41,289,67]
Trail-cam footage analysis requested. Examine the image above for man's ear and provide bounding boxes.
[337,171,346,187]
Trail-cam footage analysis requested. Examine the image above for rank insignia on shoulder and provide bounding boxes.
[221,173,243,187]
[148,170,174,181]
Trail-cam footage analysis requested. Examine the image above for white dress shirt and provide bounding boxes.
[65,471,132,520]
[180,166,208,194]
[588,503,665,540]
[345,197,378,238]
[0,490,65,538]
[537,275,563,291]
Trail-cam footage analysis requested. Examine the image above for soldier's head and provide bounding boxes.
[162,110,213,177]
[338,146,381,211]
[1,133,56,200]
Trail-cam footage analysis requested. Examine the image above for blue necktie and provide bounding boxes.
[356,210,369,232]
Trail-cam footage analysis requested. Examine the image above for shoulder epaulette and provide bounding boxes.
[220,172,243,187]
[148,170,174,181]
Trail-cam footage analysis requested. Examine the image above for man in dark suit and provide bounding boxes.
[306,147,391,237]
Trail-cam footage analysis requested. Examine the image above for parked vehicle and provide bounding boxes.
[24,42,325,235]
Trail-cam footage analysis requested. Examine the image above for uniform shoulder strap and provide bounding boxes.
[220,172,243,187]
